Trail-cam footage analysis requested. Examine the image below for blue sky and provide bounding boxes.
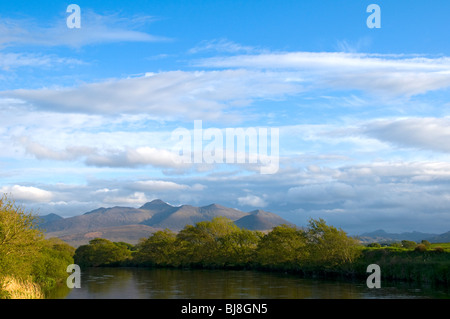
[1,0,450,234]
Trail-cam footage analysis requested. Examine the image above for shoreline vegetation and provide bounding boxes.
[73,216,450,287]
[1,194,449,299]
[0,195,75,299]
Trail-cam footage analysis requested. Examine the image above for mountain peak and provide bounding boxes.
[203,203,225,209]
[140,199,173,210]
[249,209,266,215]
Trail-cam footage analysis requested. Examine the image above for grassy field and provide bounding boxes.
[430,243,450,252]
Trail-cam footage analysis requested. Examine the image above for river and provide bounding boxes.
[47,267,449,299]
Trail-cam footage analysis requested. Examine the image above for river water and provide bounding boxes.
[48,267,449,299]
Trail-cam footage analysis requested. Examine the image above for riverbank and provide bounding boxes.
[73,218,450,287]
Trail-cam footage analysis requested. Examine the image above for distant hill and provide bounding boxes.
[52,225,163,248]
[358,229,447,243]
[42,199,293,247]
[234,209,294,231]
[37,213,63,230]
[424,231,450,243]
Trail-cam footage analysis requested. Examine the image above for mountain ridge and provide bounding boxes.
[41,199,293,247]
[358,229,448,243]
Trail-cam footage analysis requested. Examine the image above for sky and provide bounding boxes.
[1,0,450,235]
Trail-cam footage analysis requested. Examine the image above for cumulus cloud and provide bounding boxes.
[0,185,53,203]
[103,192,151,206]
[363,117,450,153]
[15,136,188,169]
[85,147,189,169]
[237,194,268,207]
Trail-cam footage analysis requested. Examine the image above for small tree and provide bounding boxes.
[305,218,361,269]
[175,217,239,267]
[0,194,44,279]
[74,238,131,267]
[218,228,262,267]
[420,240,431,248]
[134,229,177,266]
[414,244,427,252]
[401,240,417,249]
[255,224,307,270]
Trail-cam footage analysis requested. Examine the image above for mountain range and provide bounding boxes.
[357,229,450,244]
[39,199,293,247]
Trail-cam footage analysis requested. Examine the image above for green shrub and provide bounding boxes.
[414,244,427,252]
[401,240,417,249]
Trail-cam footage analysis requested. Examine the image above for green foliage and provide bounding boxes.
[255,224,307,270]
[65,215,450,285]
[356,247,450,284]
[74,238,132,267]
[134,229,177,266]
[0,195,44,279]
[218,228,262,267]
[0,194,76,296]
[32,238,75,291]
[414,244,427,252]
[367,243,381,248]
[434,246,444,253]
[421,240,431,247]
[389,242,402,248]
[401,240,417,249]
[176,217,240,267]
[305,218,361,269]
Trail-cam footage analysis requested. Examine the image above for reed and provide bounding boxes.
[0,276,44,299]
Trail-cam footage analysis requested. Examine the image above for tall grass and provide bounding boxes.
[0,276,44,299]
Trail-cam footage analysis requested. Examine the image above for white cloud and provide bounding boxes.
[237,194,268,207]
[0,12,168,49]
[85,147,189,169]
[189,39,258,54]
[103,192,151,206]
[0,185,53,203]
[363,117,450,153]
[195,52,450,98]
[0,52,83,70]
[6,52,450,120]
[132,180,190,191]
[14,136,188,169]
[2,70,301,119]
[17,136,95,161]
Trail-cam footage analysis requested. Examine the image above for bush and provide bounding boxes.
[367,243,381,248]
[401,240,417,249]
[74,238,132,267]
[421,240,431,247]
[414,244,427,252]
[0,194,75,297]
[434,246,444,253]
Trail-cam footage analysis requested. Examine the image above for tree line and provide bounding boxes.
[74,216,361,274]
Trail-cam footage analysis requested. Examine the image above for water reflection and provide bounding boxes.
[48,267,449,299]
